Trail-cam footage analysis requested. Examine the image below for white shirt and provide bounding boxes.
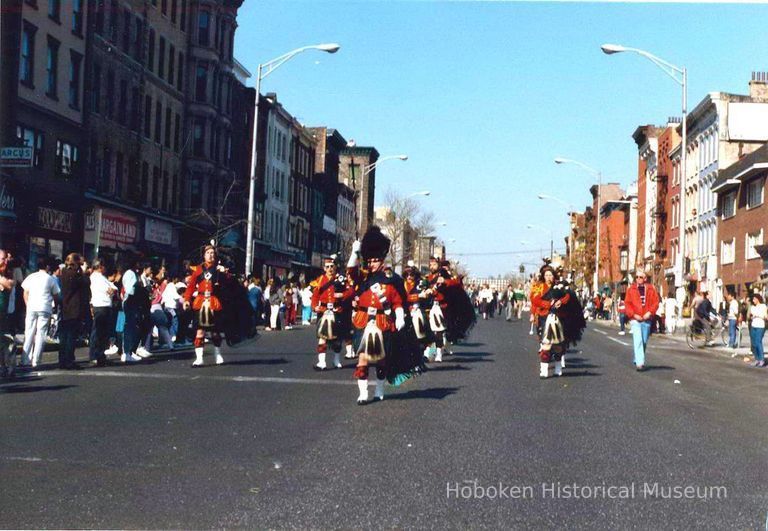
[664,297,677,318]
[479,288,493,302]
[301,287,313,307]
[21,270,60,314]
[162,282,182,310]
[750,303,767,328]
[122,269,137,301]
[728,299,740,320]
[90,271,117,308]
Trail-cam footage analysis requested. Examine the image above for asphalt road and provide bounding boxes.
[2,316,766,529]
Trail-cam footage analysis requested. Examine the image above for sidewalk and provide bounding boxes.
[588,317,759,366]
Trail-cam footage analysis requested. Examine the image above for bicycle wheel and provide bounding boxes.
[686,327,697,349]
[720,326,730,347]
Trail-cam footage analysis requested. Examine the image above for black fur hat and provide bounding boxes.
[360,225,390,260]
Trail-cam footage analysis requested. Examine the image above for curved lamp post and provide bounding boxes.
[245,43,341,276]
[601,43,687,296]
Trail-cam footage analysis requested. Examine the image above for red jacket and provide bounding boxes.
[623,283,660,320]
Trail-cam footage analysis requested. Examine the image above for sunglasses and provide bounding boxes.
[368,258,382,263]
[324,264,336,269]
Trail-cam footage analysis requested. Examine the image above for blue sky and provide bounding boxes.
[235,1,768,277]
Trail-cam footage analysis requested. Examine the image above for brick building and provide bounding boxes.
[713,142,768,298]
[339,146,379,235]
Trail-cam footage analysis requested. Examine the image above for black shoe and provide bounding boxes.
[357,398,369,406]
[636,365,645,372]
[65,364,82,371]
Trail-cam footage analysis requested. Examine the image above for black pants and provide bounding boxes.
[58,319,79,367]
[90,307,112,362]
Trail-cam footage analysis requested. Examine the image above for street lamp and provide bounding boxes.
[408,191,430,198]
[245,43,341,276]
[601,43,687,300]
[555,157,602,294]
[537,193,574,211]
[362,155,408,177]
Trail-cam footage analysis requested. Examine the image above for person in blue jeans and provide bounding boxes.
[748,293,766,367]
[622,270,660,371]
[725,291,740,349]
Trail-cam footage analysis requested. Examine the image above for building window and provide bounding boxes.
[20,23,36,87]
[154,101,162,142]
[115,152,124,195]
[55,140,78,177]
[193,118,205,156]
[148,29,155,71]
[198,10,209,46]
[161,0,168,16]
[721,191,736,219]
[131,86,140,131]
[140,162,149,204]
[122,8,131,52]
[118,79,127,124]
[152,166,160,209]
[144,95,152,137]
[164,107,172,148]
[195,63,207,102]
[177,52,184,91]
[158,37,166,79]
[168,45,175,85]
[16,125,43,167]
[180,0,187,31]
[91,63,101,113]
[48,0,60,22]
[95,0,105,34]
[746,178,764,209]
[190,175,202,209]
[45,37,60,99]
[174,113,181,152]
[109,0,118,42]
[106,69,115,118]
[746,230,764,260]
[72,0,83,35]
[133,16,143,62]
[171,0,177,23]
[162,170,169,211]
[101,147,111,192]
[68,51,82,110]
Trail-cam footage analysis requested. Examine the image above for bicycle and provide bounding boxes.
[686,316,724,349]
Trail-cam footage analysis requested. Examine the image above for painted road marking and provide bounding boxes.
[594,329,608,335]
[608,337,629,346]
[40,369,361,386]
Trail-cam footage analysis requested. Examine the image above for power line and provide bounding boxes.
[450,248,566,257]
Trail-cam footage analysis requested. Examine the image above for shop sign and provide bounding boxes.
[37,206,72,233]
[0,146,33,167]
[85,208,138,246]
[0,182,16,218]
[144,218,173,246]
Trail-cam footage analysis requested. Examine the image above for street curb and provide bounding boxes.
[587,317,758,365]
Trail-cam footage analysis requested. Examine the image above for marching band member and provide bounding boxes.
[530,263,570,378]
[183,245,228,367]
[348,227,406,405]
[311,254,354,370]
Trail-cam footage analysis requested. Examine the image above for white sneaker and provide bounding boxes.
[129,353,143,362]
[214,347,224,365]
[104,345,119,355]
[136,347,152,358]
[618,331,626,336]
[120,353,127,363]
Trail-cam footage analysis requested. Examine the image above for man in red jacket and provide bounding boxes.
[622,270,660,371]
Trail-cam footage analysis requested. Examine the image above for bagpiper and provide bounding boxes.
[347,227,406,405]
[310,254,355,370]
[183,245,229,367]
[422,256,476,362]
[529,262,570,378]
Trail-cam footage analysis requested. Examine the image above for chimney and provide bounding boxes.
[749,72,768,100]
